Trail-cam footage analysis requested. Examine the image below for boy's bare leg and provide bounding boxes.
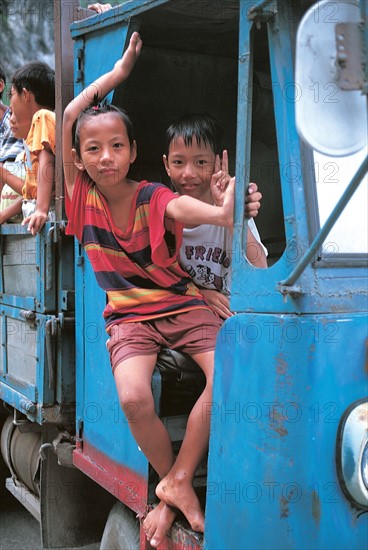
[114,355,177,546]
[114,355,175,478]
[156,350,214,533]
[115,352,214,545]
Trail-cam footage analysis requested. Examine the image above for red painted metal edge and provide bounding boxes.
[73,441,148,516]
[73,442,203,549]
[141,522,203,550]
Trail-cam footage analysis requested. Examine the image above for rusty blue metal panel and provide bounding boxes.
[70,0,170,38]
[66,1,367,546]
[0,221,75,425]
[0,305,53,406]
[205,312,368,549]
[70,0,170,99]
[75,246,148,480]
[232,0,309,315]
[71,7,150,483]
[231,0,368,316]
[0,223,57,313]
[0,305,68,424]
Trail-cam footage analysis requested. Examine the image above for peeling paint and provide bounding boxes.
[276,356,288,376]
[280,495,289,518]
[312,490,321,525]
[170,521,203,549]
[269,407,288,437]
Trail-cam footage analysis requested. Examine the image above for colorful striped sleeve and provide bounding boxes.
[65,171,91,240]
[147,185,184,268]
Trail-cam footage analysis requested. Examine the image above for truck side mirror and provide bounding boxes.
[295,0,367,157]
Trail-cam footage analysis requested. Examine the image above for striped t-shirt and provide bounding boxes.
[66,172,209,330]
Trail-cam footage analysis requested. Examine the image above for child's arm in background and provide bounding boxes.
[0,163,24,195]
[88,3,112,13]
[245,183,267,267]
[246,227,268,268]
[0,196,22,225]
[62,32,142,200]
[22,146,55,235]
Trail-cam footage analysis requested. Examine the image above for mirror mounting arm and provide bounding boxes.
[336,22,366,92]
[247,0,275,27]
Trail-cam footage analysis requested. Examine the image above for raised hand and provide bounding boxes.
[88,3,112,14]
[113,32,143,81]
[200,289,233,319]
[211,150,231,206]
[222,175,235,229]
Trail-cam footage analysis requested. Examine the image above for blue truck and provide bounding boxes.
[1,1,367,548]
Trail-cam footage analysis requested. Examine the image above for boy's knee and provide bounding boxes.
[118,387,154,419]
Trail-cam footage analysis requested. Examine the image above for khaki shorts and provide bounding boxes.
[107,309,222,373]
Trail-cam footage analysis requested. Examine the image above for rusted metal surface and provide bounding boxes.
[336,22,365,91]
[54,0,80,220]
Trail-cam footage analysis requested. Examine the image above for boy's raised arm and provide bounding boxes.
[62,32,142,198]
[166,176,235,228]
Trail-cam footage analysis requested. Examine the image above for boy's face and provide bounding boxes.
[9,112,29,140]
[9,86,33,138]
[163,136,216,203]
[73,113,137,188]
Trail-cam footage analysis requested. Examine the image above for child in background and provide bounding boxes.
[0,61,24,223]
[63,32,235,547]
[0,61,24,163]
[0,151,25,224]
[5,62,55,235]
[0,116,29,224]
[164,114,268,319]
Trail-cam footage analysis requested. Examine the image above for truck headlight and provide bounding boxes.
[336,400,368,509]
[362,442,368,491]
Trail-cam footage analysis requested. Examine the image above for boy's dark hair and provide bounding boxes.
[72,99,135,158]
[12,62,55,110]
[0,61,6,101]
[165,114,224,156]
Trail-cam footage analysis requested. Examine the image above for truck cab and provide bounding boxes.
[0,1,366,548]
[69,1,367,548]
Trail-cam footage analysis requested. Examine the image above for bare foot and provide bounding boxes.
[143,501,176,548]
[156,476,204,532]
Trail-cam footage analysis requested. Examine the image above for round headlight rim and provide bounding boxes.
[336,398,368,510]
